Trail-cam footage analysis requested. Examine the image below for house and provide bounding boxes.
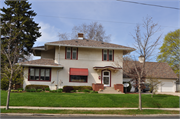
[123,59,178,92]
[20,33,178,92]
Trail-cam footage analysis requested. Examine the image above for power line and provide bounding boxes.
[117,0,180,10]
[37,15,178,28]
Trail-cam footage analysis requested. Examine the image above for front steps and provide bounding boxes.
[98,87,124,94]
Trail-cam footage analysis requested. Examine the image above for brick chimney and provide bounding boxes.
[139,55,145,63]
[78,33,84,40]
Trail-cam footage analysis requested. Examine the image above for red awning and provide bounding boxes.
[70,68,88,76]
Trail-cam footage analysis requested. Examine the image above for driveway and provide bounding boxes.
[156,92,180,97]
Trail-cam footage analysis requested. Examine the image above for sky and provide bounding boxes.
[0,0,179,61]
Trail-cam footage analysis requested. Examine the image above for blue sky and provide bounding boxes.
[1,0,179,61]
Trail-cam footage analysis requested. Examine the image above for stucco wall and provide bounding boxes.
[41,49,55,59]
[23,46,124,89]
[57,47,123,88]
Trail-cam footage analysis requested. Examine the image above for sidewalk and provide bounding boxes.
[1,113,180,117]
[1,106,180,111]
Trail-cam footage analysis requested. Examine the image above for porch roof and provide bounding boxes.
[19,58,63,68]
[93,66,122,72]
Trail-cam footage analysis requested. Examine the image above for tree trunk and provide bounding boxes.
[6,79,12,110]
[138,78,142,110]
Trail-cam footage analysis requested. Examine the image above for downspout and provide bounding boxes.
[56,69,61,90]
[58,45,60,64]
[56,45,61,90]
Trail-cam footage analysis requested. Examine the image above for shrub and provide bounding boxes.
[45,87,50,91]
[25,85,49,91]
[11,90,18,92]
[18,88,23,91]
[37,89,42,92]
[57,89,63,92]
[83,89,90,92]
[72,86,92,90]
[25,89,31,92]
[78,90,82,92]
[63,86,74,93]
[19,90,22,92]
[26,88,36,92]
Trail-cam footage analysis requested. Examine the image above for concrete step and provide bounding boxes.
[98,87,124,94]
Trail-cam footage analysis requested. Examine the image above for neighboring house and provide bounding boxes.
[123,59,178,92]
[20,33,178,92]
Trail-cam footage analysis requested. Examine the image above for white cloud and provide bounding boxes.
[34,22,61,46]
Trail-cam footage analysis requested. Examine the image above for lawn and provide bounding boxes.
[1,90,179,108]
[1,109,179,115]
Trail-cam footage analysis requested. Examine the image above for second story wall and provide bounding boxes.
[54,46,123,67]
[41,49,55,60]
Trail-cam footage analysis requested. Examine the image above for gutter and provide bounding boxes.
[20,64,64,68]
[45,43,135,51]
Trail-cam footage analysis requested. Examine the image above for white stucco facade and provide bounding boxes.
[23,46,124,90]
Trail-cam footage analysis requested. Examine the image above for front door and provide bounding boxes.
[102,70,110,87]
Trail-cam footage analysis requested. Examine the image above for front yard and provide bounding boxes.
[1,91,179,108]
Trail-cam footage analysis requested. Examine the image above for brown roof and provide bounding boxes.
[123,61,178,79]
[20,58,63,67]
[46,39,135,50]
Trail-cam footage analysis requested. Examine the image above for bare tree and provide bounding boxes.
[58,22,111,42]
[58,32,70,41]
[1,22,25,110]
[115,16,161,110]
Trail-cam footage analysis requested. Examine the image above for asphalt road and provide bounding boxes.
[1,115,179,119]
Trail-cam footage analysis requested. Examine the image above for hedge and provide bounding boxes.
[25,85,49,90]
[71,86,92,90]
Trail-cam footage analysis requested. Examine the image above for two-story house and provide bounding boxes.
[20,33,178,92]
[21,33,134,92]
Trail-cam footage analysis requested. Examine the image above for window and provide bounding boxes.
[66,47,71,59]
[70,75,87,82]
[65,47,78,60]
[102,49,114,61]
[29,68,51,81]
[69,68,88,83]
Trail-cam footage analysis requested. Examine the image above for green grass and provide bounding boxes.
[1,109,179,114]
[1,90,179,108]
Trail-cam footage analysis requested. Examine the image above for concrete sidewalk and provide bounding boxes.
[1,113,180,117]
[1,106,180,111]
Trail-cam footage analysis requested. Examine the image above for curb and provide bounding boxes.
[1,106,180,111]
[1,113,180,117]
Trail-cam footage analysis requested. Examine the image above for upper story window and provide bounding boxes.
[102,49,114,61]
[65,47,78,60]
[29,67,51,81]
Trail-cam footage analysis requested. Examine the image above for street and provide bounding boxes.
[1,115,179,119]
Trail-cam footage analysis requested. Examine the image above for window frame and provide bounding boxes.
[102,49,114,61]
[65,47,78,60]
[69,75,88,83]
[28,67,51,82]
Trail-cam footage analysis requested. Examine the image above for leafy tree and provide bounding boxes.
[157,29,180,80]
[58,22,111,42]
[1,1,41,110]
[1,0,41,56]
